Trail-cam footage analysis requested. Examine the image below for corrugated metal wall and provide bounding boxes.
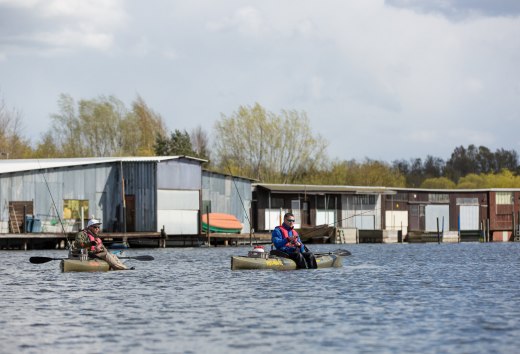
[122,162,156,232]
[202,171,252,234]
[0,164,119,233]
[157,158,201,189]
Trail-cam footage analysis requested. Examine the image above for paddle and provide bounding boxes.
[303,244,351,257]
[314,249,352,257]
[29,255,154,264]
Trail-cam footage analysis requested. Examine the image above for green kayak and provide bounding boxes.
[231,253,343,270]
[60,258,110,272]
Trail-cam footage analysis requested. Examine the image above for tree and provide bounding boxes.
[420,177,456,189]
[494,148,518,173]
[213,103,328,182]
[123,95,167,156]
[0,94,32,159]
[445,145,479,182]
[423,155,444,178]
[42,93,168,157]
[190,125,211,162]
[154,129,196,156]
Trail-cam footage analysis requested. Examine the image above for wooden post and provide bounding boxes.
[206,206,210,247]
[436,217,440,244]
[512,212,515,242]
[23,205,27,233]
[487,218,490,242]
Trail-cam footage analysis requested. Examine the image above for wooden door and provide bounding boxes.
[125,195,135,232]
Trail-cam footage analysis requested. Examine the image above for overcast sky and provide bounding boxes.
[1,0,520,163]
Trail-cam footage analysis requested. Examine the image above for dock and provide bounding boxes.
[0,231,272,250]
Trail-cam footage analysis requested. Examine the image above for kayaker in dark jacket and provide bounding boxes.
[72,217,129,270]
[271,213,317,269]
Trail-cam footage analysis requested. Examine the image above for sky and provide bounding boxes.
[1,0,520,163]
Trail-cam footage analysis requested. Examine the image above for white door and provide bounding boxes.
[425,205,449,232]
[459,205,479,230]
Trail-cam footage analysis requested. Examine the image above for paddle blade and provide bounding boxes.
[334,249,352,256]
[29,256,59,264]
[120,255,155,261]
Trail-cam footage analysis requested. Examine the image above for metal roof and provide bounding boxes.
[391,187,520,192]
[0,156,207,175]
[253,183,396,195]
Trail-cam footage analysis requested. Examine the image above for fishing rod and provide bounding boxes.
[38,160,71,249]
[225,164,258,245]
[298,207,384,238]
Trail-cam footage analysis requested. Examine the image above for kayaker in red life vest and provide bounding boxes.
[271,212,317,269]
[73,217,129,270]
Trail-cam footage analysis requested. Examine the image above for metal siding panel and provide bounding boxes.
[157,159,201,190]
[123,162,156,232]
[157,190,199,210]
[157,210,198,234]
[425,205,449,232]
[460,205,479,230]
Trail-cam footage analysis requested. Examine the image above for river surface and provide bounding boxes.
[1,243,519,354]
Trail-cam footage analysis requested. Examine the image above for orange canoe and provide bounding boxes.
[202,213,242,233]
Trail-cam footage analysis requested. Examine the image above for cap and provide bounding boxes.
[87,218,102,228]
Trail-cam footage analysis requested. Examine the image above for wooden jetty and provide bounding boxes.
[0,231,272,250]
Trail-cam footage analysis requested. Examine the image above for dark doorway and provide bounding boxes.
[125,195,135,232]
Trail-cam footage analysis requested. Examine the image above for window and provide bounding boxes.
[428,194,449,203]
[496,192,513,205]
[456,198,479,205]
[270,197,284,208]
[352,195,376,205]
[63,200,89,220]
[393,193,408,201]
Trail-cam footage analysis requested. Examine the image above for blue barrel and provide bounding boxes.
[25,215,34,233]
[32,218,42,233]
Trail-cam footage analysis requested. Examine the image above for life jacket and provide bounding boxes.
[85,230,103,252]
[277,225,300,248]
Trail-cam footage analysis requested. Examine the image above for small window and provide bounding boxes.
[63,200,89,220]
[496,192,513,205]
[393,193,408,201]
[429,194,449,203]
[353,195,376,205]
[270,197,284,208]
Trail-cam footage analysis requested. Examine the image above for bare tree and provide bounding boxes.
[0,95,32,158]
[190,125,211,162]
[214,103,328,182]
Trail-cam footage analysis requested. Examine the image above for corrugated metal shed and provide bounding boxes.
[202,170,255,234]
[0,156,206,234]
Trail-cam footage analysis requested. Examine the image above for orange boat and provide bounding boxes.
[202,213,242,233]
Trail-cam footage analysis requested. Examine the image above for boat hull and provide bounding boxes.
[202,213,242,233]
[231,253,342,270]
[60,258,111,272]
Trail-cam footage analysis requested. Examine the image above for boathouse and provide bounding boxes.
[384,188,520,242]
[0,156,205,244]
[252,183,396,243]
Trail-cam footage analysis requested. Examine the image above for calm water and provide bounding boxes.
[1,243,519,354]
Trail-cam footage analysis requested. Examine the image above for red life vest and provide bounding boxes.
[277,225,300,248]
[86,230,103,252]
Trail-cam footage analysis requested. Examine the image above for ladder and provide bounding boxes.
[9,204,21,233]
